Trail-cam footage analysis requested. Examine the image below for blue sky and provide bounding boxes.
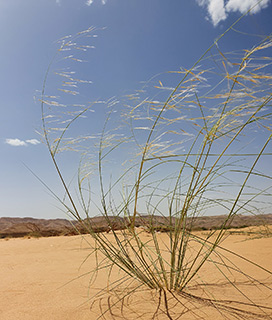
[0,0,271,219]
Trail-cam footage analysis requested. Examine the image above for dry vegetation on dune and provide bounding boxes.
[37,9,272,320]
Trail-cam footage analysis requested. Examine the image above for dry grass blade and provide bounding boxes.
[40,9,272,320]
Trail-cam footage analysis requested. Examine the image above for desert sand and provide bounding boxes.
[0,229,271,319]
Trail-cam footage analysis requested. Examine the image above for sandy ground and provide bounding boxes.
[0,229,271,320]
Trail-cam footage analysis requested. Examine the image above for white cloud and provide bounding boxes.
[226,0,271,14]
[5,139,27,147]
[208,0,227,26]
[5,138,40,147]
[197,0,271,26]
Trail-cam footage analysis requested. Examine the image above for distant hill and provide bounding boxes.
[0,214,272,238]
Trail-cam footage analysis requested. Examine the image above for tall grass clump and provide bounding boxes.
[39,13,272,320]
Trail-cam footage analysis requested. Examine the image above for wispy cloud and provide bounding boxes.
[5,138,40,147]
[26,139,40,145]
[56,0,107,6]
[197,0,271,26]
[86,0,107,5]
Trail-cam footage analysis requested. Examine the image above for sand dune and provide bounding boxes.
[0,229,271,319]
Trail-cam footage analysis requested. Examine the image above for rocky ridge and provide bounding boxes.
[1,214,272,238]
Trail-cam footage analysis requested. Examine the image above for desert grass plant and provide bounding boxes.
[39,6,272,320]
